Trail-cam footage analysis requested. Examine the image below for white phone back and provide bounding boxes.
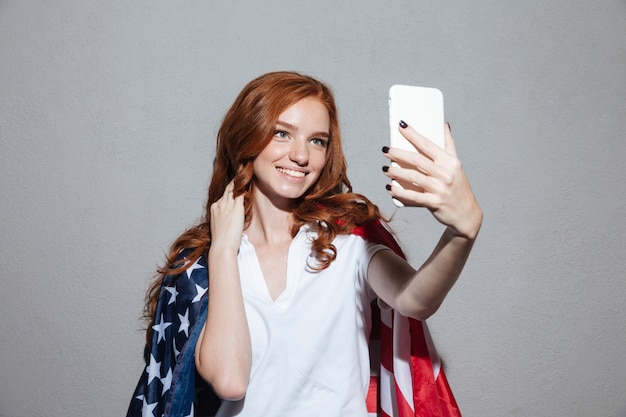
[388,85,445,206]
[389,84,444,149]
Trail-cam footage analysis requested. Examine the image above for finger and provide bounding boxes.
[398,123,446,161]
[218,183,232,203]
[385,182,437,208]
[383,146,445,179]
[393,149,436,177]
[383,164,437,193]
[444,122,458,158]
[233,191,245,209]
[396,123,441,161]
[225,180,243,203]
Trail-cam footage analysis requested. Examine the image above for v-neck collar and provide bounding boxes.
[240,225,312,309]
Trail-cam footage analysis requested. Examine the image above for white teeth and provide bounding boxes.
[277,167,306,177]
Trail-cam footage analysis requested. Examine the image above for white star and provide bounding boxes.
[185,257,205,279]
[161,368,173,395]
[146,354,161,385]
[192,284,207,303]
[165,286,178,305]
[178,308,190,337]
[185,403,194,417]
[152,314,172,343]
[173,337,181,359]
[141,394,158,417]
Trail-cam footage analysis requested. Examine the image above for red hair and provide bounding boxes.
[144,72,384,339]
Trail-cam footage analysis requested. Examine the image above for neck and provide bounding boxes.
[245,189,297,246]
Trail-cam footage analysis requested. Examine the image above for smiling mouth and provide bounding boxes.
[276,167,306,178]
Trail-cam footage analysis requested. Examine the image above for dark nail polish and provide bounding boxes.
[399,120,408,128]
[446,122,452,132]
[382,165,389,172]
[382,146,389,153]
[385,184,392,191]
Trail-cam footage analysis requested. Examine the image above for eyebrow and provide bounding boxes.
[276,120,330,139]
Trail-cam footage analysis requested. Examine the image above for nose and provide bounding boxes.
[289,140,309,166]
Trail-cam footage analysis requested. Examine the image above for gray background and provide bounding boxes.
[1,1,625,416]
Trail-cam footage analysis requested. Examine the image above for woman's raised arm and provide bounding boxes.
[369,123,483,319]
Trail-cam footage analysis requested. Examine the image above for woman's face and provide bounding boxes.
[252,97,330,206]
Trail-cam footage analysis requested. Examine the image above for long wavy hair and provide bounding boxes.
[144,71,384,341]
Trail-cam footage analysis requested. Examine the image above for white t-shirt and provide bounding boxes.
[215,225,388,417]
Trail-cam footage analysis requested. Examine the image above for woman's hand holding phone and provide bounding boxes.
[384,85,482,239]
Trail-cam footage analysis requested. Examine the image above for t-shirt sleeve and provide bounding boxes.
[359,240,391,303]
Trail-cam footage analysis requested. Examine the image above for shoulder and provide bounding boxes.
[335,232,391,270]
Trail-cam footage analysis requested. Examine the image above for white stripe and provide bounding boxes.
[393,313,415,412]
[421,321,441,379]
[379,365,396,417]
[381,307,393,329]
[380,309,396,416]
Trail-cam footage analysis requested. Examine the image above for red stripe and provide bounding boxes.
[434,369,461,417]
[409,319,461,417]
[395,382,416,417]
[366,376,378,414]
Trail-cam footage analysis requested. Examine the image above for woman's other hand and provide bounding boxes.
[210,180,245,251]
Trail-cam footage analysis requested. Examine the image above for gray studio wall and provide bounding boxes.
[1,1,625,416]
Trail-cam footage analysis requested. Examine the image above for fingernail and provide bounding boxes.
[382,165,389,172]
[446,122,451,132]
[399,120,408,128]
[385,184,392,191]
[382,146,389,153]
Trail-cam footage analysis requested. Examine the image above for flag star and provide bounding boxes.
[173,337,181,359]
[146,354,161,385]
[186,258,205,279]
[165,286,178,305]
[161,368,173,396]
[192,284,207,303]
[152,314,172,343]
[178,308,190,337]
[141,395,158,417]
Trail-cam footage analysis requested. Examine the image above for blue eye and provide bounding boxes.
[274,130,289,139]
[311,138,328,147]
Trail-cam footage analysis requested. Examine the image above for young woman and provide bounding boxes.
[127,71,482,417]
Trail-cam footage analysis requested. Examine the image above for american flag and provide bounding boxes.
[127,221,460,416]
[354,221,461,417]
[126,253,219,417]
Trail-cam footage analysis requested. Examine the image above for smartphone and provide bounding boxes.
[388,84,445,207]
